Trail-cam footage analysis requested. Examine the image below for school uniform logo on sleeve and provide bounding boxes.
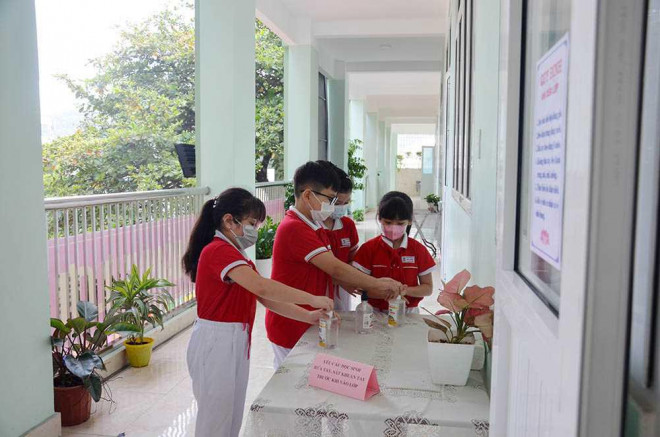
[402,256,416,263]
[341,238,351,248]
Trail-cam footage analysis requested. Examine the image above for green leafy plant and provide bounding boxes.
[347,139,367,190]
[284,182,295,210]
[256,216,279,259]
[352,209,365,222]
[106,265,175,345]
[51,301,137,401]
[425,193,441,206]
[422,269,494,346]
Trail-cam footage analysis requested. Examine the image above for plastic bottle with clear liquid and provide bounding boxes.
[319,310,339,349]
[355,291,374,334]
[388,295,406,327]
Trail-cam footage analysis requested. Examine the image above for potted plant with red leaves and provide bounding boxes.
[422,269,494,386]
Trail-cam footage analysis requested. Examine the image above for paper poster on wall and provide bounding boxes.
[530,33,569,270]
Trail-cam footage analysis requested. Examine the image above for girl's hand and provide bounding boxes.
[306,309,326,325]
[310,296,334,312]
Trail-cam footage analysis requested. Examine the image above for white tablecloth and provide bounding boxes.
[244,312,490,437]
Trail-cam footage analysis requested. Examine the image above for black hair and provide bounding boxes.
[293,160,340,198]
[379,191,414,234]
[316,160,353,193]
[182,188,266,282]
[378,192,413,221]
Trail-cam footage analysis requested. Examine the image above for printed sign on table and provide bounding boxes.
[308,353,380,401]
[530,33,570,270]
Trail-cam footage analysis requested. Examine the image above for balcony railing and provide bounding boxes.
[45,187,210,321]
[255,181,289,224]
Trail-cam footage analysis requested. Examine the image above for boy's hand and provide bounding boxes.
[373,277,405,297]
[309,296,334,312]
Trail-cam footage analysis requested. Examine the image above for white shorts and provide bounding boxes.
[187,319,250,437]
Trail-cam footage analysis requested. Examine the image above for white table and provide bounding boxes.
[244,312,490,437]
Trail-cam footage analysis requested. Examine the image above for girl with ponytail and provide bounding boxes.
[182,187,333,437]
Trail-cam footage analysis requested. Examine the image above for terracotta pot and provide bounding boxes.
[54,384,91,426]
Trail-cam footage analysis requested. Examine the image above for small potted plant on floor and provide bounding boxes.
[422,269,494,386]
[256,216,279,278]
[424,193,441,213]
[51,301,137,426]
[106,265,174,368]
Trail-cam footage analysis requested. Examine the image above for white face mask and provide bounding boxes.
[331,204,349,219]
[231,219,258,250]
[308,192,335,222]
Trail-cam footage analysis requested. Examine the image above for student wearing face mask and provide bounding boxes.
[182,188,334,437]
[266,161,406,368]
[317,161,360,311]
[352,192,436,314]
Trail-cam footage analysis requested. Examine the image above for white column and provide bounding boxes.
[349,100,366,210]
[384,126,392,192]
[377,121,386,201]
[0,1,57,435]
[195,0,256,195]
[284,45,319,179]
[389,131,398,192]
[364,112,379,209]
[327,78,346,169]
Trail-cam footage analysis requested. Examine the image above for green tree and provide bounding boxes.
[255,20,285,182]
[43,4,285,197]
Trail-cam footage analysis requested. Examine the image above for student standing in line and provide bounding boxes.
[265,161,405,368]
[318,161,360,311]
[182,188,334,437]
[352,192,435,314]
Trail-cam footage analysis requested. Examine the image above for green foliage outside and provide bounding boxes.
[352,209,365,222]
[347,139,367,191]
[284,182,295,210]
[256,216,279,259]
[43,3,285,197]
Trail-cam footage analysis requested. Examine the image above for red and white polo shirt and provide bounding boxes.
[352,234,436,311]
[265,207,333,349]
[323,216,359,264]
[195,231,258,332]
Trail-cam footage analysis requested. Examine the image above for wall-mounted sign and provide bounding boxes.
[530,34,569,270]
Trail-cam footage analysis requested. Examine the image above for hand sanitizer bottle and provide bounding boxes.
[319,311,339,348]
[388,296,406,327]
[355,291,374,334]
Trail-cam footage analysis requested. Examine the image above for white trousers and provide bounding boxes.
[271,343,292,369]
[187,319,250,437]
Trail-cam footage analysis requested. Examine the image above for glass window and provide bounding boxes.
[516,0,571,312]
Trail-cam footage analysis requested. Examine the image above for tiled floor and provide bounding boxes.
[62,209,443,437]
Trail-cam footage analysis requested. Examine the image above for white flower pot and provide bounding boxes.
[427,329,475,386]
[255,258,272,279]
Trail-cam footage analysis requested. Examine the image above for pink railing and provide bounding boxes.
[255,181,288,224]
[45,187,209,321]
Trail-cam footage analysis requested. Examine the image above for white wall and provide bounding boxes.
[441,0,499,287]
[0,1,57,435]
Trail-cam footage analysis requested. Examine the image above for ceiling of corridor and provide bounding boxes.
[278,0,446,21]
[256,0,446,124]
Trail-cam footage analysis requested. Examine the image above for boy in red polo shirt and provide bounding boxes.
[266,161,405,368]
[318,162,360,311]
[352,193,435,313]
